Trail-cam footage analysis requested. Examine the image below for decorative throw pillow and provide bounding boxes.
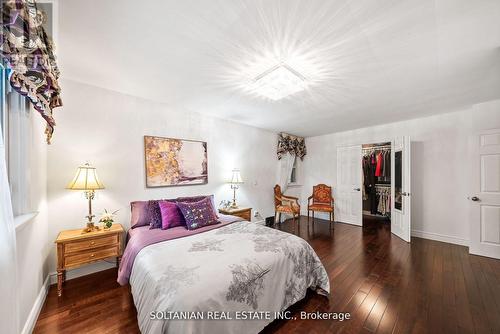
[177,197,219,230]
[158,200,186,229]
[176,195,218,217]
[130,201,149,228]
[147,200,163,229]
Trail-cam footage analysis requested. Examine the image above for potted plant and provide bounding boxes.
[99,209,119,229]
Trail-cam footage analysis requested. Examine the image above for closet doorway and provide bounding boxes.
[362,142,391,228]
[336,137,411,242]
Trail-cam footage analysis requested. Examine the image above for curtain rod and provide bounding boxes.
[279,132,304,140]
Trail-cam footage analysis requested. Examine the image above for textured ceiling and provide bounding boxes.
[58,0,500,137]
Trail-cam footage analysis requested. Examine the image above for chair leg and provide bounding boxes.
[306,212,309,233]
[311,212,315,234]
[278,212,282,224]
[329,212,332,229]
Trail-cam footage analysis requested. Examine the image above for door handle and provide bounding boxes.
[354,188,361,191]
[470,196,480,202]
[401,192,410,196]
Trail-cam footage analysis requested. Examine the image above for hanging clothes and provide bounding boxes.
[362,157,367,200]
[362,156,371,195]
[363,155,376,194]
[370,153,378,214]
[363,145,391,216]
[375,152,383,177]
[377,187,390,216]
[381,151,387,177]
[382,150,391,177]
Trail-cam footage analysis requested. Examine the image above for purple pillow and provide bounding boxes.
[148,200,163,229]
[177,197,219,230]
[176,195,218,217]
[130,201,149,228]
[159,200,186,229]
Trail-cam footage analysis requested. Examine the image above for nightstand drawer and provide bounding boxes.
[237,211,251,221]
[64,235,118,254]
[64,246,118,268]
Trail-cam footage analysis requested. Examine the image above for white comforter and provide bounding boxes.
[130,221,330,334]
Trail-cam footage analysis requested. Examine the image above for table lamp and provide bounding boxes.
[67,162,105,232]
[229,169,244,208]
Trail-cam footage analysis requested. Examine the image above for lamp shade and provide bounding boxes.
[230,169,244,184]
[67,163,105,190]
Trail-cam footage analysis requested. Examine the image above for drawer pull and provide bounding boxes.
[90,253,95,257]
[90,241,95,246]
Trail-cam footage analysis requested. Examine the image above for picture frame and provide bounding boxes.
[144,135,208,187]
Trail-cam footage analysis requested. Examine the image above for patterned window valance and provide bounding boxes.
[1,0,63,143]
[277,133,307,160]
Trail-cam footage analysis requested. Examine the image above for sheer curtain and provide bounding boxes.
[279,152,295,193]
[0,113,19,334]
[7,91,31,216]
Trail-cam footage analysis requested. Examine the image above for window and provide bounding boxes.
[1,65,33,217]
[289,156,299,184]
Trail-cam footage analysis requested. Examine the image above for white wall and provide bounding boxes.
[15,114,50,333]
[46,79,278,278]
[301,99,500,245]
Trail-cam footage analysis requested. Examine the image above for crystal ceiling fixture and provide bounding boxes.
[250,63,307,100]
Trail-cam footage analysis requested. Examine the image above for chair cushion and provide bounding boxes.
[313,185,332,203]
[309,204,333,212]
[276,205,300,214]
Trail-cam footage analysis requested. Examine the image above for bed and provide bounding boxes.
[118,214,330,334]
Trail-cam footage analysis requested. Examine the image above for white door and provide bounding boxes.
[469,129,500,259]
[336,145,362,226]
[391,136,411,242]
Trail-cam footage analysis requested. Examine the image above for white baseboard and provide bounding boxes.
[411,229,469,247]
[22,263,116,334]
[21,275,50,334]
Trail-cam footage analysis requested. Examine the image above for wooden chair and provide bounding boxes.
[308,184,334,229]
[274,185,300,226]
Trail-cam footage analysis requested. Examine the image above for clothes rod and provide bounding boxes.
[362,146,391,150]
[363,144,391,148]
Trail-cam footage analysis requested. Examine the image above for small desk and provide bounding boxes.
[54,224,124,296]
[218,207,252,221]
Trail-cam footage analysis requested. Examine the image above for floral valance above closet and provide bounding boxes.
[277,133,307,160]
[1,0,63,143]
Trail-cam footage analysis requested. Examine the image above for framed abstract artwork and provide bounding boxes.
[144,136,208,187]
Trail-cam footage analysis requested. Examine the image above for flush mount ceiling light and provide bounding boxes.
[250,63,307,100]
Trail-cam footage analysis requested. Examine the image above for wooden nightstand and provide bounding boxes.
[54,224,124,296]
[218,207,252,221]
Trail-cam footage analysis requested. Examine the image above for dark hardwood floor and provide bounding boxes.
[34,216,500,334]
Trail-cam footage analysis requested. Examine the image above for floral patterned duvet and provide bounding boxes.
[130,221,330,334]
